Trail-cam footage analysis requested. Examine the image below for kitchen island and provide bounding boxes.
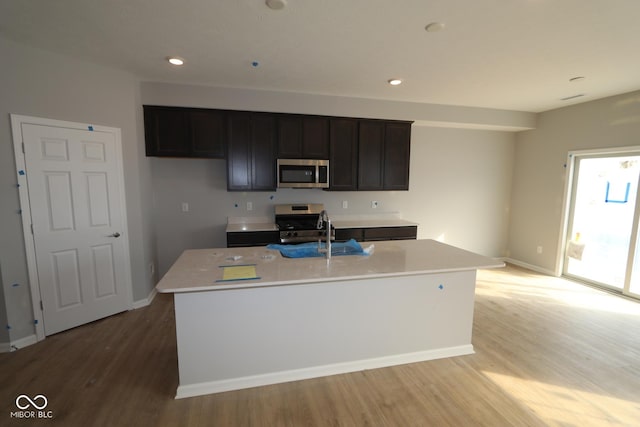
[156,239,504,399]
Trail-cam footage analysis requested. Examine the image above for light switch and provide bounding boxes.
[181,202,189,212]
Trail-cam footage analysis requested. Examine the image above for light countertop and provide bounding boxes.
[156,239,504,293]
[226,216,278,232]
[225,222,279,232]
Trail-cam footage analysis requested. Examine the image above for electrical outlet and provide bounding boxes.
[181,202,189,212]
[342,200,348,209]
[247,201,253,211]
[537,246,543,254]
[371,201,379,209]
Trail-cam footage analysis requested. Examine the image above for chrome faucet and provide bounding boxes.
[317,210,332,259]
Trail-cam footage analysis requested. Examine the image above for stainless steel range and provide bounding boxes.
[275,203,335,244]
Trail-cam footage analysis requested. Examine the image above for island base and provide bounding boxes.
[172,270,477,399]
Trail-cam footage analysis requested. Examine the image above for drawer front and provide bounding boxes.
[335,228,364,242]
[227,231,280,247]
[363,226,417,241]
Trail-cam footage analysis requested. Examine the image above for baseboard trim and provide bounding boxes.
[175,344,474,399]
[503,258,557,276]
[132,288,157,310]
[0,334,38,353]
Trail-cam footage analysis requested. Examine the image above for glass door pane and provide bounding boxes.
[629,240,640,297]
[564,155,640,289]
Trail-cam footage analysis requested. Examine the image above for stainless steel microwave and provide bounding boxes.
[277,159,329,188]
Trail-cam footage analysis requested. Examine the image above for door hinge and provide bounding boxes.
[40,301,44,311]
[30,224,34,234]
[21,142,25,153]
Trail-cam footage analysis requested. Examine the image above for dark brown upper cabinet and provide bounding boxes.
[329,118,359,191]
[277,115,329,159]
[302,116,330,159]
[144,105,411,192]
[358,120,385,190]
[357,120,411,191]
[144,106,225,158]
[383,122,411,190]
[226,112,277,191]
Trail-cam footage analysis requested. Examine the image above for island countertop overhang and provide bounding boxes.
[156,239,505,294]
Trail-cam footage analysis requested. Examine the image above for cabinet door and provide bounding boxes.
[329,119,358,191]
[277,116,302,158]
[302,116,329,159]
[144,106,189,157]
[383,122,411,190]
[226,112,252,190]
[277,115,329,159]
[189,109,225,158]
[358,120,385,190]
[251,113,277,191]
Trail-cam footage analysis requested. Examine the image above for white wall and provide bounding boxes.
[0,37,156,342]
[508,90,640,273]
[145,82,516,276]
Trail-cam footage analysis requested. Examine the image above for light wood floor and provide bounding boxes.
[2,264,640,426]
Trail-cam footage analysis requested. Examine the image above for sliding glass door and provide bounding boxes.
[564,152,640,296]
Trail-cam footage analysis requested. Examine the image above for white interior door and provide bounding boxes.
[20,121,131,336]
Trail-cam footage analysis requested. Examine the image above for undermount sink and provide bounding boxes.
[266,239,367,258]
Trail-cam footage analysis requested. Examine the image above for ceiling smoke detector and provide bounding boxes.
[266,0,287,10]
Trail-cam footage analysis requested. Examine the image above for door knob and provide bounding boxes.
[108,232,121,238]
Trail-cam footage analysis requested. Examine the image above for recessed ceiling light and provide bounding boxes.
[167,57,184,66]
[388,79,402,86]
[425,22,445,32]
[266,0,287,10]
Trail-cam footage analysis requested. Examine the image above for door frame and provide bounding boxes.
[10,114,133,341]
[558,145,640,298]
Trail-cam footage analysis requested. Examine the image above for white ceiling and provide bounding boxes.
[2,0,640,113]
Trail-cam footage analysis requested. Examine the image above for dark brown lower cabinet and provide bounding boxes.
[228,226,416,248]
[335,226,417,242]
[334,228,364,242]
[227,231,280,248]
